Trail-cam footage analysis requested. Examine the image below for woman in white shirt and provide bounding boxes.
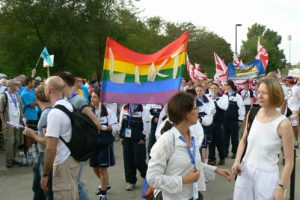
[147,92,232,200]
[232,77,294,200]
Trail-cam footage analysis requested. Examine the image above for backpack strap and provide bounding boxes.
[53,104,73,145]
[241,106,260,161]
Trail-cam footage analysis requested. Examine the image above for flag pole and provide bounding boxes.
[34,57,41,68]
[47,66,50,78]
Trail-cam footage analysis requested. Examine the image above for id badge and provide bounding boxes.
[193,182,198,200]
[13,110,19,117]
[125,128,132,138]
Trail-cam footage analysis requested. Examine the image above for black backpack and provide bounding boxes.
[54,104,98,161]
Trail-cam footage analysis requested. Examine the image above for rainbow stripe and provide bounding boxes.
[101,32,188,104]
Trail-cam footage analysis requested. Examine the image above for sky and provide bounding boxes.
[134,0,300,65]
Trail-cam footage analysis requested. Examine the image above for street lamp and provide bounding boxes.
[288,35,292,67]
[235,24,242,55]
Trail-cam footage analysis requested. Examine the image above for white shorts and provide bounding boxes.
[233,162,279,200]
[289,113,299,127]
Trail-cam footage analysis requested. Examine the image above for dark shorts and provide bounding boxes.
[201,126,212,148]
[89,144,115,168]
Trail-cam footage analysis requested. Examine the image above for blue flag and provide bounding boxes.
[228,60,265,80]
[40,47,53,67]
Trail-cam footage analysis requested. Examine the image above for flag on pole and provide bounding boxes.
[186,56,207,81]
[43,55,54,68]
[101,32,189,104]
[233,53,241,66]
[255,37,269,70]
[40,47,54,67]
[214,52,227,82]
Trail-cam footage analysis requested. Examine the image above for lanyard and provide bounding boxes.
[179,135,196,168]
[8,92,18,109]
[67,91,77,101]
[53,98,64,107]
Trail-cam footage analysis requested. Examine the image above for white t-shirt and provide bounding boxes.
[5,91,21,126]
[287,85,300,111]
[46,99,73,165]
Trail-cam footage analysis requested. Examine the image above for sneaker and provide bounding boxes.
[97,194,107,200]
[208,159,216,166]
[126,183,136,191]
[219,158,225,165]
[96,184,111,195]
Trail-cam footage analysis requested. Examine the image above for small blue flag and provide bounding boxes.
[40,47,53,67]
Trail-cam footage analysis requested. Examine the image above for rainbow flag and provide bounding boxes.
[101,32,188,104]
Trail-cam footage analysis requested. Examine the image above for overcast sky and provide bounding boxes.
[134,0,300,65]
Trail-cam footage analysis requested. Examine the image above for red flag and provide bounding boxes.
[255,38,269,70]
[214,52,227,82]
[233,53,241,66]
[186,55,207,80]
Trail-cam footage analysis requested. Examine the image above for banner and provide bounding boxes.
[228,60,265,80]
[101,32,189,104]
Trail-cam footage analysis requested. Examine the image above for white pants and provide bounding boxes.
[233,162,279,200]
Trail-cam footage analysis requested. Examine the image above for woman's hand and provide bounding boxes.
[272,188,285,200]
[215,168,232,182]
[182,168,200,184]
[232,161,242,176]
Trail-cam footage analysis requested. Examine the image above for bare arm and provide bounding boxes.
[82,106,102,130]
[277,119,294,186]
[23,127,47,145]
[43,137,58,174]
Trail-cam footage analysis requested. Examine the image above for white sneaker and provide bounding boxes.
[125,183,136,191]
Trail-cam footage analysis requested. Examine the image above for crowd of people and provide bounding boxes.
[0,71,298,200]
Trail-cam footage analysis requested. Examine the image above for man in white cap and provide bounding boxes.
[0,79,23,168]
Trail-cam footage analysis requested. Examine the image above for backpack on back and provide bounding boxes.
[54,104,98,161]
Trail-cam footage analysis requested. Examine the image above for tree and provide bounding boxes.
[240,23,286,72]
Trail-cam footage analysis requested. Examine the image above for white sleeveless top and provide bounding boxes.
[243,114,286,172]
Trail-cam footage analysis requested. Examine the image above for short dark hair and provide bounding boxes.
[24,77,34,86]
[58,71,75,87]
[226,80,237,91]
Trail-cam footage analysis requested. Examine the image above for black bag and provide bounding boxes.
[55,105,98,161]
[97,132,115,148]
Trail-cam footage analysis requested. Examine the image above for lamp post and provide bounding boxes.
[235,24,242,55]
[288,35,292,67]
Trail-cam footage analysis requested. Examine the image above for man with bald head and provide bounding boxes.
[40,76,80,200]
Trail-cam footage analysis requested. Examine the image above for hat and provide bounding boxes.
[284,76,295,84]
[7,79,18,87]
[35,76,42,81]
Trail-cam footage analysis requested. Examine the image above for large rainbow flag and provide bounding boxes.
[101,32,188,104]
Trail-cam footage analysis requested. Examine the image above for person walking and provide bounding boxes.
[40,76,80,200]
[232,77,294,200]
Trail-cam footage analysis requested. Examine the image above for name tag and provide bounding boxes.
[125,128,132,138]
[13,110,19,117]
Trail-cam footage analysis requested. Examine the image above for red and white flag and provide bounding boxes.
[255,37,269,70]
[186,55,207,81]
[214,52,227,82]
[233,53,241,66]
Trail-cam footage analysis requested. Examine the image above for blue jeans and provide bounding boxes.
[32,152,53,200]
[78,162,89,200]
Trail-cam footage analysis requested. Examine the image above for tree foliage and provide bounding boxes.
[240,23,286,72]
[0,0,233,79]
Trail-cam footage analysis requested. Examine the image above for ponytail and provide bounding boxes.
[161,120,174,135]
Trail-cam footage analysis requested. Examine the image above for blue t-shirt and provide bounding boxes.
[21,88,38,120]
[81,85,90,103]
[17,86,26,95]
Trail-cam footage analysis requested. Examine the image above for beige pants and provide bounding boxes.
[3,128,19,164]
[52,156,80,200]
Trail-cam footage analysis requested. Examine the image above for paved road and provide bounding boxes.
[0,141,299,200]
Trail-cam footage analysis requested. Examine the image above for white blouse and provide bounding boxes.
[147,126,217,200]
